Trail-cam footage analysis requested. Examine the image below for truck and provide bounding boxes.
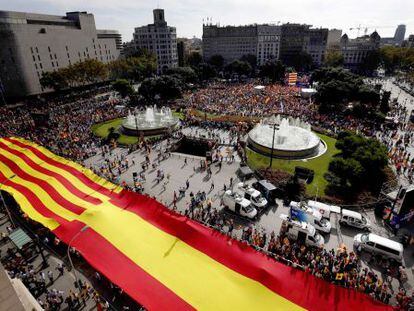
[307,200,341,219]
[252,179,282,204]
[289,201,332,234]
[222,190,257,219]
[280,214,325,247]
[237,182,268,209]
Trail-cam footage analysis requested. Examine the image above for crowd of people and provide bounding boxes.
[0,89,128,161]
[0,78,413,309]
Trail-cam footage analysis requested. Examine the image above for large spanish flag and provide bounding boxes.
[0,137,390,310]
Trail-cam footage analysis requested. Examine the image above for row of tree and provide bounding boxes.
[325,132,388,198]
[40,51,157,91]
[311,67,390,117]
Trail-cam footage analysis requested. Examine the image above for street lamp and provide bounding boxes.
[67,225,89,289]
[269,123,277,168]
[0,174,16,227]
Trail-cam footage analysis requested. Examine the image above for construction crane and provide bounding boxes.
[349,25,395,37]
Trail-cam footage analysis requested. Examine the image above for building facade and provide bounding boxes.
[305,28,329,66]
[340,32,381,70]
[131,9,178,73]
[202,24,281,66]
[279,23,328,67]
[0,10,122,99]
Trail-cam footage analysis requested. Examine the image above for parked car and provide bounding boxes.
[339,209,371,231]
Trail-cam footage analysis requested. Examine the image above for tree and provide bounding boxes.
[195,63,217,81]
[325,132,388,196]
[40,71,68,91]
[240,54,257,70]
[224,60,252,76]
[312,67,376,113]
[324,51,344,67]
[359,50,381,76]
[186,52,202,67]
[108,54,156,81]
[166,67,197,83]
[208,54,225,70]
[138,75,182,102]
[112,79,135,98]
[39,59,108,91]
[290,51,313,72]
[380,46,414,74]
[259,60,286,83]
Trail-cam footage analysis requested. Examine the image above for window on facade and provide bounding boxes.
[48,46,51,52]
[37,55,40,61]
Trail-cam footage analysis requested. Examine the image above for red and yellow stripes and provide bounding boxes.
[0,137,391,311]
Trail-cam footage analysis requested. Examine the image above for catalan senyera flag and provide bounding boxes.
[288,72,298,86]
[0,137,391,311]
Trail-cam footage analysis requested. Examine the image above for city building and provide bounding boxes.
[394,24,406,46]
[202,23,281,66]
[327,29,342,51]
[380,24,407,47]
[340,31,381,70]
[305,28,329,66]
[279,23,328,67]
[407,35,414,48]
[177,37,202,67]
[130,9,178,73]
[0,10,122,99]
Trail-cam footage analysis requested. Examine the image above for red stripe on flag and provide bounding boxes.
[5,138,120,199]
[0,154,85,215]
[0,171,69,225]
[0,142,102,205]
[53,221,194,311]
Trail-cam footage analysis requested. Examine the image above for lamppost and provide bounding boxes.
[67,225,89,289]
[269,123,277,168]
[0,175,16,227]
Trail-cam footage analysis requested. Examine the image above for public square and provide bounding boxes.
[1,3,414,310]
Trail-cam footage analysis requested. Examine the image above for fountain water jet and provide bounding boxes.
[247,115,326,160]
[121,105,179,136]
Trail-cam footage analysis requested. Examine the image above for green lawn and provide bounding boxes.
[246,133,339,197]
[91,118,141,144]
[91,114,184,145]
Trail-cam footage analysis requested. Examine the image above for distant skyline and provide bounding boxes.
[0,0,413,42]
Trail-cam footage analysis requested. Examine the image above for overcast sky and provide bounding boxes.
[1,0,413,42]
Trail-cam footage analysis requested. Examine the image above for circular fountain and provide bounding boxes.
[247,115,326,160]
[121,105,180,136]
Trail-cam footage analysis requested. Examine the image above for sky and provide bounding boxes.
[0,0,413,42]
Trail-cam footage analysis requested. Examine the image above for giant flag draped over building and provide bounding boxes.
[0,137,391,310]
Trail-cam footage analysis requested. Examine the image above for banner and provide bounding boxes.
[0,137,391,310]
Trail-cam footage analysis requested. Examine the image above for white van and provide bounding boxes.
[307,200,341,219]
[222,190,257,219]
[280,214,324,247]
[339,209,371,231]
[237,182,268,209]
[289,201,332,233]
[353,233,404,262]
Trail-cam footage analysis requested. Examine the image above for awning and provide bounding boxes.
[9,228,32,250]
